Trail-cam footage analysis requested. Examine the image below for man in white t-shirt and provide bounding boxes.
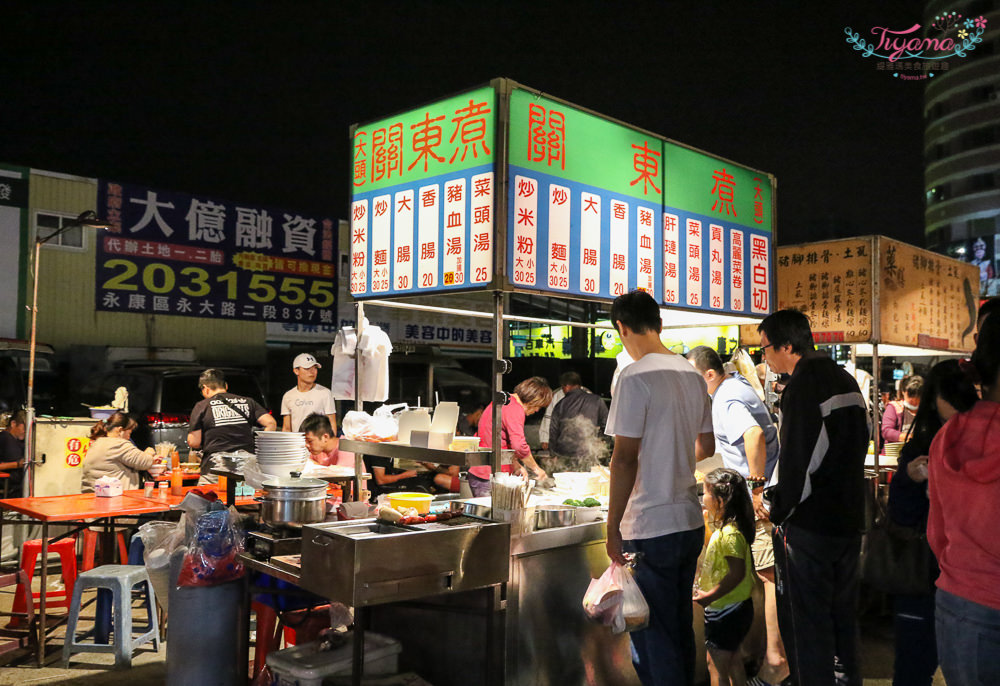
[605,290,715,686]
[281,353,338,433]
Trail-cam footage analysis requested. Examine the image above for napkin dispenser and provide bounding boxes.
[94,476,124,498]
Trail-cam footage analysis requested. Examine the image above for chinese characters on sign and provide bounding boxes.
[878,238,977,351]
[662,141,774,316]
[350,87,496,298]
[508,89,665,302]
[97,182,335,324]
[350,82,775,315]
[775,239,873,342]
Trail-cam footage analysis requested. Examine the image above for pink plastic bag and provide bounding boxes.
[582,562,624,628]
[582,562,649,634]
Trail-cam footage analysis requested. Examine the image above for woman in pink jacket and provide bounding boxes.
[470,376,552,496]
[928,312,1000,685]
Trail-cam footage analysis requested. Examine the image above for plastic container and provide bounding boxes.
[266,632,402,686]
[388,492,433,514]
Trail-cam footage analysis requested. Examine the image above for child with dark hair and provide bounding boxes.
[694,468,756,686]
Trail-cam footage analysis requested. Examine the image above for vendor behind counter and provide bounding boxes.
[0,410,26,498]
[470,376,551,496]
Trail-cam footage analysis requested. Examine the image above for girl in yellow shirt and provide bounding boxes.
[694,468,756,686]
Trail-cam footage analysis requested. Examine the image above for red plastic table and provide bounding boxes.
[0,485,250,665]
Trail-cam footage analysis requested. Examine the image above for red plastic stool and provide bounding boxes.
[81,530,128,571]
[12,537,78,615]
[251,602,330,679]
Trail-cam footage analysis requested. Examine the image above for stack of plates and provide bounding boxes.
[883,442,904,465]
[255,431,309,477]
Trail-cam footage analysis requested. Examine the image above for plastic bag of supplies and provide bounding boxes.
[177,508,245,587]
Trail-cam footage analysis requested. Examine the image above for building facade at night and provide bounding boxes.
[924,0,1000,296]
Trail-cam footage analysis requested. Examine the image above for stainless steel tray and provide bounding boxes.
[339,439,495,467]
[299,516,510,606]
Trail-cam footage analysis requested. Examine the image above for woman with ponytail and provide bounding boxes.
[81,412,157,492]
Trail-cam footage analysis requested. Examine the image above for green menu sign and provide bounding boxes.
[352,86,497,194]
[664,142,773,233]
[508,89,662,204]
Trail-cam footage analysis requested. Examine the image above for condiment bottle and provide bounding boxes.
[170,450,183,496]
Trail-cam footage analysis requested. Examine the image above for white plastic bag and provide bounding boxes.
[583,563,625,629]
[342,407,398,442]
[614,563,650,633]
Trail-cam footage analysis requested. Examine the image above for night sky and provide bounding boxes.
[4,2,927,246]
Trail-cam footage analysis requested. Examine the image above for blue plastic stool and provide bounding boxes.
[63,565,160,668]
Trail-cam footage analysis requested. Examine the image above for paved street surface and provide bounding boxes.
[0,573,947,684]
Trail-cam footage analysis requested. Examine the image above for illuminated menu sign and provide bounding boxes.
[662,143,773,315]
[350,87,497,298]
[507,89,662,300]
[349,80,775,315]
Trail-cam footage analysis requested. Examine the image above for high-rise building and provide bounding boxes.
[925,0,1000,296]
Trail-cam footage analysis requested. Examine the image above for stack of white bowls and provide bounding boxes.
[255,431,309,477]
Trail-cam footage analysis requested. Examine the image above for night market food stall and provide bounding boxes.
[741,235,978,470]
[250,78,777,686]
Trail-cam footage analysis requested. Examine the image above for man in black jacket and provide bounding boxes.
[548,371,609,461]
[758,310,868,686]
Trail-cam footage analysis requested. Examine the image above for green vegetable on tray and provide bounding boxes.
[563,498,583,507]
[582,497,601,507]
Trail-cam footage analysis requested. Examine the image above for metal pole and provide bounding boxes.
[353,301,365,502]
[492,291,504,479]
[872,342,881,473]
[24,238,41,498]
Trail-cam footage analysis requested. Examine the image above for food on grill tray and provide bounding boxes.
[377,504,458,526]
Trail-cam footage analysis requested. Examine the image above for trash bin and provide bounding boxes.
[167,548,245,686]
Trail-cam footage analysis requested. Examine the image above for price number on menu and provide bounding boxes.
[100,258,336,307]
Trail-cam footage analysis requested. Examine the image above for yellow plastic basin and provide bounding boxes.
[388,492,433,515]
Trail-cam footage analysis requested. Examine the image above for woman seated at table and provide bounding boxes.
[81,412,157,492]
[0,410,27,498]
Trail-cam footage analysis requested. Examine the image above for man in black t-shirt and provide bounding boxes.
[187,369,276,482]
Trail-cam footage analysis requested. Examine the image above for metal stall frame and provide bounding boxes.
[343,77,777,686]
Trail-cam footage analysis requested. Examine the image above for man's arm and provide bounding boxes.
[258,413,278,431]
[372,466,418,485]
[743,425,769,519]
[770,383,822,525]
[606,435,640,565]
[282,415,292,432]
[327,413,338,433]
[695,431,715,461]
[187,430,202,449]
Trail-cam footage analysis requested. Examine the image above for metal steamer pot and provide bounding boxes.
[258,472,328,527]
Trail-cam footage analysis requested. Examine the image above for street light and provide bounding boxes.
[24,210,113,496]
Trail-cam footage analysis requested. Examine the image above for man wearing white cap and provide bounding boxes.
[281,353,338,433]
